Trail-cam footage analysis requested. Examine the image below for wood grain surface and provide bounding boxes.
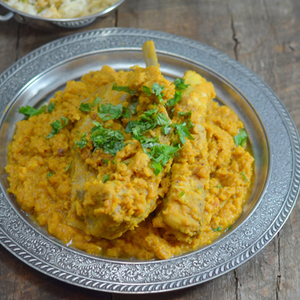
[0,0,299,299]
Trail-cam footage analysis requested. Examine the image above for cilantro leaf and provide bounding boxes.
[48,102,55,113]
[46,117,69,139]
[75,134,88,149]
[174,78,190,91]
[166,90,183,107]
[102,158,109,165]
[79,103,92,112]
[112,83,136,95]
[97,103,123,121]
[173,122,194,144]
[143,86,152,96]
[161,125,171,135]
[234,129,248,147]
[125,109,157,138]
[179,191,185,197]
[64,162,72,172]
[241,172,249,182]
[156,113,170,125]
[144,143,179,175]
[151,83,165,103]
[103,174,110,183]
[128,99,138,115]
[91,121,125,156]
[47,172,53,178]
[213,226,222,232]
[93,96,101,107]
[150,161,163,176]
[122,107,130,118]
[178,111,192,118]
[19,105,46,117]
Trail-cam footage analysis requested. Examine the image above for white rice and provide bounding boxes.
[3,0,119,19]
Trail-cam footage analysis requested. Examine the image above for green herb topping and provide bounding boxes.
[213,226,222,232]
[103,174,110,183]
[48,102,55,113]
[90,121,125,156]
[234,129,248,147]
[172,122,195,144]
[241,172,249,182]
[79,103,92,112]
[46,117,69,139]
[93,96,101,107]
[179,191,185,197]
[47,172,53,178]
[174,78,190,91]
[166,90,183,107]
[75,133,88,149]
[19,105,46,117]
[112,83,136,95]
[64,162,72,172]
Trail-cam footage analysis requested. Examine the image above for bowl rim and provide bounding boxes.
[0,0,125,22]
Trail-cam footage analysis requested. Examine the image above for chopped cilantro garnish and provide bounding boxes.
[241,172,249,182]
[19,105,46,117]
[178,111,192,118]
[142,83,165,103]
[234,129,248,147]
[167,90,183,107]
[79,103,92,112]
[97,103,123,121]
[122,107,130,118]
[143,85,152,96]
[112,83,136,95]
[226,225,233,231]
[151,83,165,103]
[64,162,72,172]
[48,102,55,113]
[150,161,163,176]
[93,96,101,107]
[103,174,110,183]
[161,125,171,135]
[143,143,179,175]
[46,117,69,139]
[213,226,222,232]
[214,184,223,188]
[128,99,138,115]
[79,97,101,112]
[172,122,194,144]
[91,121,125,156]
[102,158,109,165]
[156,113,170,125]
[179,191,185,197]
[75,134,88,149]
[47,172,53,178]
[174,78,190,91]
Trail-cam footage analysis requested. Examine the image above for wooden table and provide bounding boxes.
[0,0,299,299]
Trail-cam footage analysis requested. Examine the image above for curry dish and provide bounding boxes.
[5,42,254,260]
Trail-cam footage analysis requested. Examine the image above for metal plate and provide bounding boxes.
[0,28,299,294]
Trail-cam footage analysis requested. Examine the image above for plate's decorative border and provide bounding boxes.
[0,28,299,293]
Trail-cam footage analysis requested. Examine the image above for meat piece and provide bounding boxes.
[153,71,216,243]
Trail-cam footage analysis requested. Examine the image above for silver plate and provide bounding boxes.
[0,28,299,294]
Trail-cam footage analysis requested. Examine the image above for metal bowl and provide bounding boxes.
[0,0,125,30]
